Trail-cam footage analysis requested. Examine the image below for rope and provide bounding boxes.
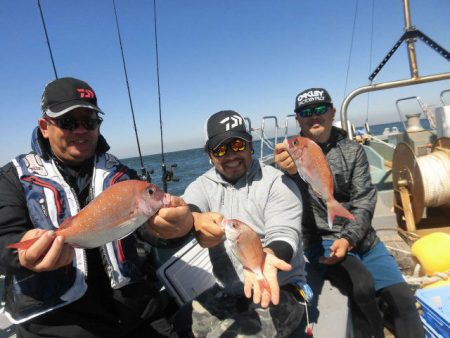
[416,151,450,207]
[404,268,450,287]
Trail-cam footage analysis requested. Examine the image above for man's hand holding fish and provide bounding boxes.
[191,211,225,248]
[274,143,297,175]
[146,195,193,239]
[16,229,74,273]
[243,247,292,308]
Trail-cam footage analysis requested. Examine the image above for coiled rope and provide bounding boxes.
[416,150,450,207]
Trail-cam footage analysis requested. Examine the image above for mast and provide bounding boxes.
[403,0,419,79]
[340,0,450,131]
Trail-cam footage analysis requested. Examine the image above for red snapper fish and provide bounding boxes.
[285,136,355,229]
[8,180,170,250]
[223,219,270,293]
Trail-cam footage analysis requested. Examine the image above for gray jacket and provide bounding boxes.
[291,127,378,253]
[183,158,306,295]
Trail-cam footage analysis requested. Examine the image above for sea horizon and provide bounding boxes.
[121,119,431,196]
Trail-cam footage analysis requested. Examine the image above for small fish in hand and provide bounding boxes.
[8,180,170,250]
[223,218,271,294]
[285,136,355,229]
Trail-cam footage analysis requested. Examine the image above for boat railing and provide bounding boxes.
[248,114,299,164]
[441,89,450,105]
[395,96,436,130]
[248,116,278,164]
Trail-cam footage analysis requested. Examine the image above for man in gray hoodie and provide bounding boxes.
[174,110,307,337]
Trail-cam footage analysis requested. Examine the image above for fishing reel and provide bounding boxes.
[162,163,179,183]
[139,167,154,183]
[161,163,179,193]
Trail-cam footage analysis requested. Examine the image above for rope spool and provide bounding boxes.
[392,137,450,225]
[416,150,450,207]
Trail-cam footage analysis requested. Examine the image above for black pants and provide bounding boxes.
[327,255,424,338]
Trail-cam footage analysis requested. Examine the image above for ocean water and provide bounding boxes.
[121,119,431,195]
[121,139,271,196]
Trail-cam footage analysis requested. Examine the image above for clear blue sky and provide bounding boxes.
[1,0,449,165]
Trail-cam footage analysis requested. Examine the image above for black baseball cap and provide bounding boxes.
[205,110,251,150]
[41,77,103,118]
[294,88,333,113]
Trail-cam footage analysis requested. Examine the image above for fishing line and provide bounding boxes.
[342,0,359,104]
[36,0,58,79]
[152,0,176,193]
[112,0,149,181]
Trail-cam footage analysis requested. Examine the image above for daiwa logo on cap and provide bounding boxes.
[77,88,95,99]
[205,110,251,151]
[220,114,243,131]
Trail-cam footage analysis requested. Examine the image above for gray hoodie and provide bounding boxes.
[183,158,306,295]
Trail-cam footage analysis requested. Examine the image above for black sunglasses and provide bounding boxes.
[211,139,247,157]
[45,116,103,131]
[296,104,331,118]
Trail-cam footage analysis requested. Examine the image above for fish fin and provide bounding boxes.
[327,199,356,229]
[296,167,313,188]
[7,237,39,250]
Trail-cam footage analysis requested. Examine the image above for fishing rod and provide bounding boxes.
[36,0,58,79]
[152,0,178,193]
[112,0,152,183]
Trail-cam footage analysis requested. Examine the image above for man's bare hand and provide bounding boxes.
[319,238,352,265]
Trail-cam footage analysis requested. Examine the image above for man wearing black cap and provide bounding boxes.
[275,88,424,338]
[173,110,307,337]
[0,77,193,337]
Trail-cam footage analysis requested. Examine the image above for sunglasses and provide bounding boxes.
[211,138,247,157]
[45,116,103,131]
[296,104,331,118]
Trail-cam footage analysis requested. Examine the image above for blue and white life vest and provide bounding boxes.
[6,151,144,323]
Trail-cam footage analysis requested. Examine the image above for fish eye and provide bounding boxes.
[293,140,298,146]
[148,187,155,195]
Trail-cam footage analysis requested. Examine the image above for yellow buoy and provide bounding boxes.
[411,232,450,275]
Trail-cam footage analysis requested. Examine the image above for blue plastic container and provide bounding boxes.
[416,285,450,338]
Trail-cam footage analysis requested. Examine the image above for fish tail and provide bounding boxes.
[327,199,356,229]
[7,237,39,250]
[255,264,271,294]
[257,275,271,294]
